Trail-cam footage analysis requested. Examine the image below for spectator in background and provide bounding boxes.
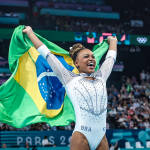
[130,46,135,52]
[108,93,113,102]
[134,82,140,89]
[42,136,51,147]
[65,15,70,23]
[127,112,132,119]
[2,73,7,79]
[128,107,134,116]
[50,15,56,30]
[120,84,126,92]
[64,21,69,31]
[143,119,149,128]
[134,89,140,98]
[109,107,117,117]
[140,70,146,81]
[113,89,119,97]
[145,84,150,97]
[25,142,29,148]
[55,18,61,30]
[129,92,134,100]
[117,113,128,128]
[131,76,137,85]
[38,4,43,17]
[0,55,5,60]
[112,98,118,109]
[138,120,144,129]
[46,123,51,131]
[49,0,54,7]
[121,76,126,84]
[123,92,129,100]
[33,3,38,23]
[143,111,150,120]
[37,123,43,131]
[133,99,140,108]
[117,104,124,114]
[2,143,7,148]
[145,72,150,82]
[45,13,51,29]
[123,100,128,109]
[51,126,57,131]
[109,142,118,150]
[135,46,141,52]
[71,122,75,130]
[109,85,116,92]
[64,124,71,130]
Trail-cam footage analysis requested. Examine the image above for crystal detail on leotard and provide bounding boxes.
[73,77,107,116]
[79,70,102,78]
[68,70,78,78]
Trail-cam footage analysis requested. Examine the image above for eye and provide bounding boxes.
[83,55,89,58]
[92,55,95,59]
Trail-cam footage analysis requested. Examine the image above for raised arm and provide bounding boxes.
[99,37,117,82]
[23,26,75,86]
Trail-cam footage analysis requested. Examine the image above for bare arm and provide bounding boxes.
[108,36,117,52]
[23,26,75,85]
[23,26,43,49]
[99,37,117,81]
[114,142,118,149]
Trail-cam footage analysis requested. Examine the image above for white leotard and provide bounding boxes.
[37,45,117,150]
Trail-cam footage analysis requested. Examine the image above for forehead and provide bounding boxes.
[78,49,93,56]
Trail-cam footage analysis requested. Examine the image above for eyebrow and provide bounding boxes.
[83,54,94,56]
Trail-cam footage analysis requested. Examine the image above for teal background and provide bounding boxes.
[0,129,149,148]
[40,8,120,19]
[0,28,149,46]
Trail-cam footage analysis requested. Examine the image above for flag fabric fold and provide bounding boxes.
[0,25,109,128]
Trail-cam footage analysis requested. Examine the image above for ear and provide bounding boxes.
[74,59,79,68]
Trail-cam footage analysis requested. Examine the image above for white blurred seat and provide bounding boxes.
[136,141,144,148]
[125,142,134,149]
[146,141,150,148]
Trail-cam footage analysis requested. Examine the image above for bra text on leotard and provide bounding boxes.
[81,125,91,132]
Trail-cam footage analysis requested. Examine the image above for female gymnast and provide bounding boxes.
[23,26,117,150]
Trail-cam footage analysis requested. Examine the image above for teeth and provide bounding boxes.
[87,62,94,66]
[88,63,94,65]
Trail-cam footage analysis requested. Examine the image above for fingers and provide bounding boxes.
[22,29,27,33]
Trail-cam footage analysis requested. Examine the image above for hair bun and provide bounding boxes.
[69,43,85,61]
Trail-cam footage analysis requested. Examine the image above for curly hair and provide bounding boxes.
[69,43,86,61]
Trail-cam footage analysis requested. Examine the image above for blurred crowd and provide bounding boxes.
[0,11,18,17]
[0,121,75,131]
[0,70,150,131]
[107,70,150,129]
[41,13,126,34]
[31,2,127,34]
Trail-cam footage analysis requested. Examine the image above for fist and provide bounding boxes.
[22,26,33,35]
[107,36,117,44]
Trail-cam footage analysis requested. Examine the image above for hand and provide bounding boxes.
[107,36,117,44]
[22,26,33,35]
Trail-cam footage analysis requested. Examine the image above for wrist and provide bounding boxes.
[110,38,117,43]
[27,30,34,37]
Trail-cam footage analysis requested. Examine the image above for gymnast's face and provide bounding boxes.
[74,49,96,74]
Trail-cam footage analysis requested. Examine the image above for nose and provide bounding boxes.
[89,56,94,61]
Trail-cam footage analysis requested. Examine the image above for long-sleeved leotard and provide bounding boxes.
[37,44,117,150]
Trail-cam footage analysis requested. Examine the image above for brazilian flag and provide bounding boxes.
[127,83,131,93]
[0,26,109,128]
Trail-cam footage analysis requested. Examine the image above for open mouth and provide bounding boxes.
[87,62,95,69]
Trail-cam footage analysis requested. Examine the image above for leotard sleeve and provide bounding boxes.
[37,44,76,86]
[99,50,117,82]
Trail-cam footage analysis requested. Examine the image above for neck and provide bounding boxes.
[79,72,95,80]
